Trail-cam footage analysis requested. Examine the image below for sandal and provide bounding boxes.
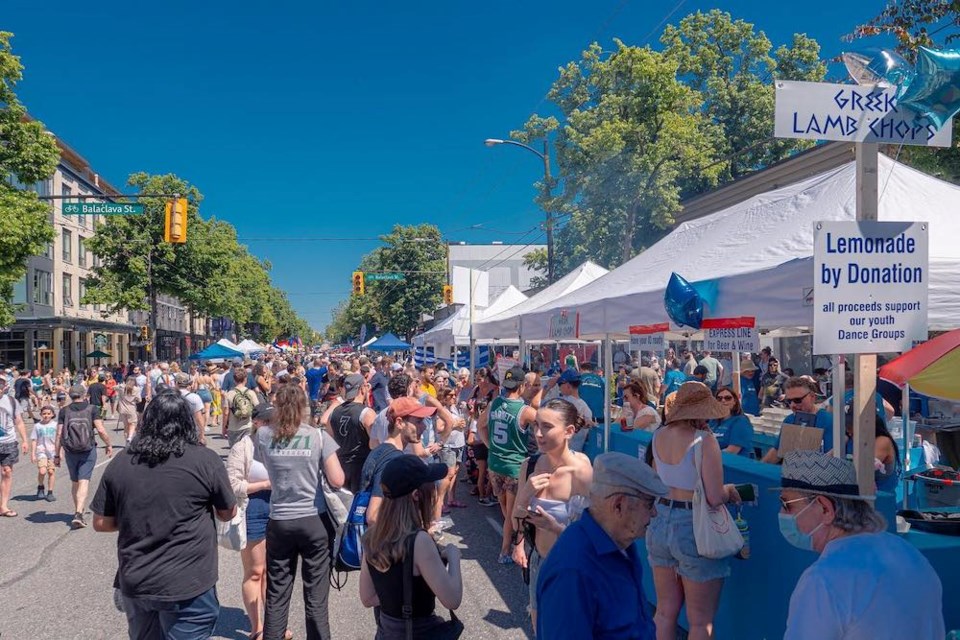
[0,510,17,517]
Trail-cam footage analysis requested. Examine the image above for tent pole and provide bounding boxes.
[469,269,476,374]
[902,382,911,509]
[732,351,742,398]
[832,355,846,459]
[604,333,612,453]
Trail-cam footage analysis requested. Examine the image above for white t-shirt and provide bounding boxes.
[179,388,205,415]
[443,406,465,449]
[784,532,944,640]
[370,407,390,444]
[0,395,17,444]
[562,394,594,425]
[31,420,57,457]
[632,405,661,432]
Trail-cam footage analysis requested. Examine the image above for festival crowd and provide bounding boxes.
[0,347,945,639]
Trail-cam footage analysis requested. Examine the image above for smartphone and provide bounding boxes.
[735,483,758,505]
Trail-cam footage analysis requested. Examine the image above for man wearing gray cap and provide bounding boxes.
[175,373,206,444]
[0,376,28,517]
[55,385,112,528]
[536,451,665,639]
[326,373,375,493]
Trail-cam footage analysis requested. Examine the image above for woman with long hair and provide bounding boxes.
[194,363,215,429]
[623,381,661,432]
[359,455,462,638]
[709,387,755,457]
[512,398,593,628]
[843,409,901,492]
[254,384,344,640]
[647,382,742,640]
[253,363,272,403]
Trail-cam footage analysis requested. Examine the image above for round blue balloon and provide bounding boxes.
[664,272,704,330]
[841,49,913,93]
[899,47,960,130]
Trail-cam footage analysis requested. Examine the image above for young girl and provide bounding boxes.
[30,405,58,501]
[437,388,467,514]
[116,376,140,443]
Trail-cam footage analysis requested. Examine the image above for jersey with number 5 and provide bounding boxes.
[486,396,528,478]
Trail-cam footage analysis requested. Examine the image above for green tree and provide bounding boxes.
[515,41,725,271]
[522,247,549,290]
[661,10,826,184]
[0,32,60,326]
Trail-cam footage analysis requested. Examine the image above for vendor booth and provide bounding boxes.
[188,342,244,362]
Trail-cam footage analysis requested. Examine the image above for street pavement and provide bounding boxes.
[0,414,533,639]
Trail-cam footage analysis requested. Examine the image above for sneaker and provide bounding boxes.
[497,553,514,565]
[479,496,498,507]
[36,485,45,500]
[45,491,55,502]
[71,512,87,529]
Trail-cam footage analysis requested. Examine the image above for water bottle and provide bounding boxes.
[735,507,750,560]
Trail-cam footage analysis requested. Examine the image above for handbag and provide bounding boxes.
[321,474,351,528]
[217,501,247,552]
[403,533,464,640]
[691,434,743,559]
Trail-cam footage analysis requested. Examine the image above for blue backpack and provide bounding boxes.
[334,449,400,574]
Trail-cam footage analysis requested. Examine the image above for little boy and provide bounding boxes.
[30,405,58,501]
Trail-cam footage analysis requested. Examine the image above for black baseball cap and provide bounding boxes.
[381,455,448,499]
[501,365,525,390]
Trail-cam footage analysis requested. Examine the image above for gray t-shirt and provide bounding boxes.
[254,424,339,521]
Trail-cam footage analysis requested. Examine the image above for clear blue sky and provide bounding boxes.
[4,0,882,333]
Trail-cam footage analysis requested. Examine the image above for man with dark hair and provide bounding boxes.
[368,373,412,448]
[325,373,376,493]
[762,377,834,464]
[368,357,390,413]
[55,385,112,529]
[92,390,236,638]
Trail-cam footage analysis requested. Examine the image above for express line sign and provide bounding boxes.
[701,318,759,353]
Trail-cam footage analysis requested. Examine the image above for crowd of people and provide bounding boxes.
[0,346,946,639]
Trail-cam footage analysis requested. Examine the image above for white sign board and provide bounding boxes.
[775,80,953,147]
[548,312,580,340]
[451,267,489,307]
[704,327,758,354]
[813,221,928,355]
[630,333,665,351]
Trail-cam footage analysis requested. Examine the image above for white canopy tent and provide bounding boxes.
[419,285,528,350]
[361,335,379,349]
[513,155,960,340]
[236,339,266,355]
[216,338,240,351]
[472,261,609,342]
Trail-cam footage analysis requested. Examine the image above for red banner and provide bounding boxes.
[629,323,670,335]
[700,317,756,329]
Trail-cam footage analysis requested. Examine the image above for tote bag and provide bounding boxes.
[217,503,247,551]
[692,434,743,559]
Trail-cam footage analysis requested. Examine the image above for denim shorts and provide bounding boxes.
[439,447,463,469]
[646,503,730,582]
[64,448,97,482]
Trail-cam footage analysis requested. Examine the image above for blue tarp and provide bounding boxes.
[365,332,411,352]
[188,343,244,361]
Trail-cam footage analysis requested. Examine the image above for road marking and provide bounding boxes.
[486,516,503,536]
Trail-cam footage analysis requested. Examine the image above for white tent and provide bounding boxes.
[472,261,609,341]
[513,155,960,340]
[236,339,266,355]
[216,338,240,351]
[361,335,379,349]
[419,285,528,350]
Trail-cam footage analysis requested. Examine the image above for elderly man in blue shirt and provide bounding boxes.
[536,451,667,639]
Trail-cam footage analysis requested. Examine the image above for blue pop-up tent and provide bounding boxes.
[365,332,411,352]
[188,342,244,361]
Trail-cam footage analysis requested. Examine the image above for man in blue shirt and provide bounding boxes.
[762,377,834,463]
[537,452,667,640]
[578,362,606,422]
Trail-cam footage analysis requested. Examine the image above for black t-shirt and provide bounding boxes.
[14,378,31,400]
[360,443,404,499]
[88,383,106,407]
[90,444,236,601]
[331,402,371,466]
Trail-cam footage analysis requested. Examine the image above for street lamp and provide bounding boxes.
[484,138,555,284]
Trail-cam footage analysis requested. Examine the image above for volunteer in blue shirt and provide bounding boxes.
[660,359,686,400]
[738,358,761,416]
[762,377,833,464]
[776,451,944,639]
[709,387,755,457]
[536,452,666,640]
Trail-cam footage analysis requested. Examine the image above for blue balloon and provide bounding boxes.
[899,47,960,130]
[841,49,914,93]
[664,272,704,330]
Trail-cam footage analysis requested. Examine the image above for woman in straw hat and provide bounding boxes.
[646,382,741,640]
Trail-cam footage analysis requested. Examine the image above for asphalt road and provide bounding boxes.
[0,415,533,640]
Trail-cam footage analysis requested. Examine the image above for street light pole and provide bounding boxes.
[484,138,554,284]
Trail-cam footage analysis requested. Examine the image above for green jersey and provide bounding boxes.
[486,396,528,478]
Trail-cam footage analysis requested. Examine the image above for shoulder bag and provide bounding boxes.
[402,533,464,640]
[691,434,743,559]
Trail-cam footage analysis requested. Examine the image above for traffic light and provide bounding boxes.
[443,284,453,305]
[352,271,365,296]
[139,326,148,340]
[164,197,189,243]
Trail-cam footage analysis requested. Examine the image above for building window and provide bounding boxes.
[33,270,52,306]
[79,279,87,310]
[12,274,26,304]
[62,274,73,307]
[45,242,54,259]
[78,237,86,267]
[62,228,72,263]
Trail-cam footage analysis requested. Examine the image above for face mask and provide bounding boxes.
[777,499,824,551]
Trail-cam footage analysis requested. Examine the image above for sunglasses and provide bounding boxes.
[785,392,811,405]
[780,496,813,511]
[717,395,735,401]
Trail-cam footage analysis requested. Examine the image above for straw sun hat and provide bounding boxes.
[666,381,728,423]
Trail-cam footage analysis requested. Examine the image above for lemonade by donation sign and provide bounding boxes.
[813,221,928,354]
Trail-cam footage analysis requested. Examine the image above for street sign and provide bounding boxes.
[813,221,929,355]
[62,202,145,215]
[774,80,953,147]
[365,273,405,281]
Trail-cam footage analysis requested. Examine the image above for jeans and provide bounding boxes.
[264,514,332,640]
[122,586,219,640]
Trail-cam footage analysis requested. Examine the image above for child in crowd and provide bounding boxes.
[30,405,58,501]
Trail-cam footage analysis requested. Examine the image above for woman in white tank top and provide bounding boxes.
[647,382,741,640]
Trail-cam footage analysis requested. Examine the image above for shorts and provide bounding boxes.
[488,471,518,498]
[64,448,97,482]
[471,442,488,462]
[526,548,543,613]
[439,447,463,469]
[245,490,271,543]
[16,398,30,416]
[196,388,213,404]
[118,409,137,426]
[0,441,19,467]
[646,502,730,582]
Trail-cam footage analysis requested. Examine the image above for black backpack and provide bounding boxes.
[62,405,96,453]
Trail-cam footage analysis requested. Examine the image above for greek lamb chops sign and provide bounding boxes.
[813,221,928,355]
[775,80,953,146]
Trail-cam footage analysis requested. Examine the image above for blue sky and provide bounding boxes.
[4,0,882,332]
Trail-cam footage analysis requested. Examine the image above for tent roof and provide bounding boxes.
[516,155,960,340]
[366,332,411,351]
[419,285,529,347]
[216,338,239,350]
[236,339,265,354]
[189,342,244,361]
[361,335,379,348]
[473,261,609,340]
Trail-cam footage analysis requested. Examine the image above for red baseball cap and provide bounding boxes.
[389,396,437,419]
